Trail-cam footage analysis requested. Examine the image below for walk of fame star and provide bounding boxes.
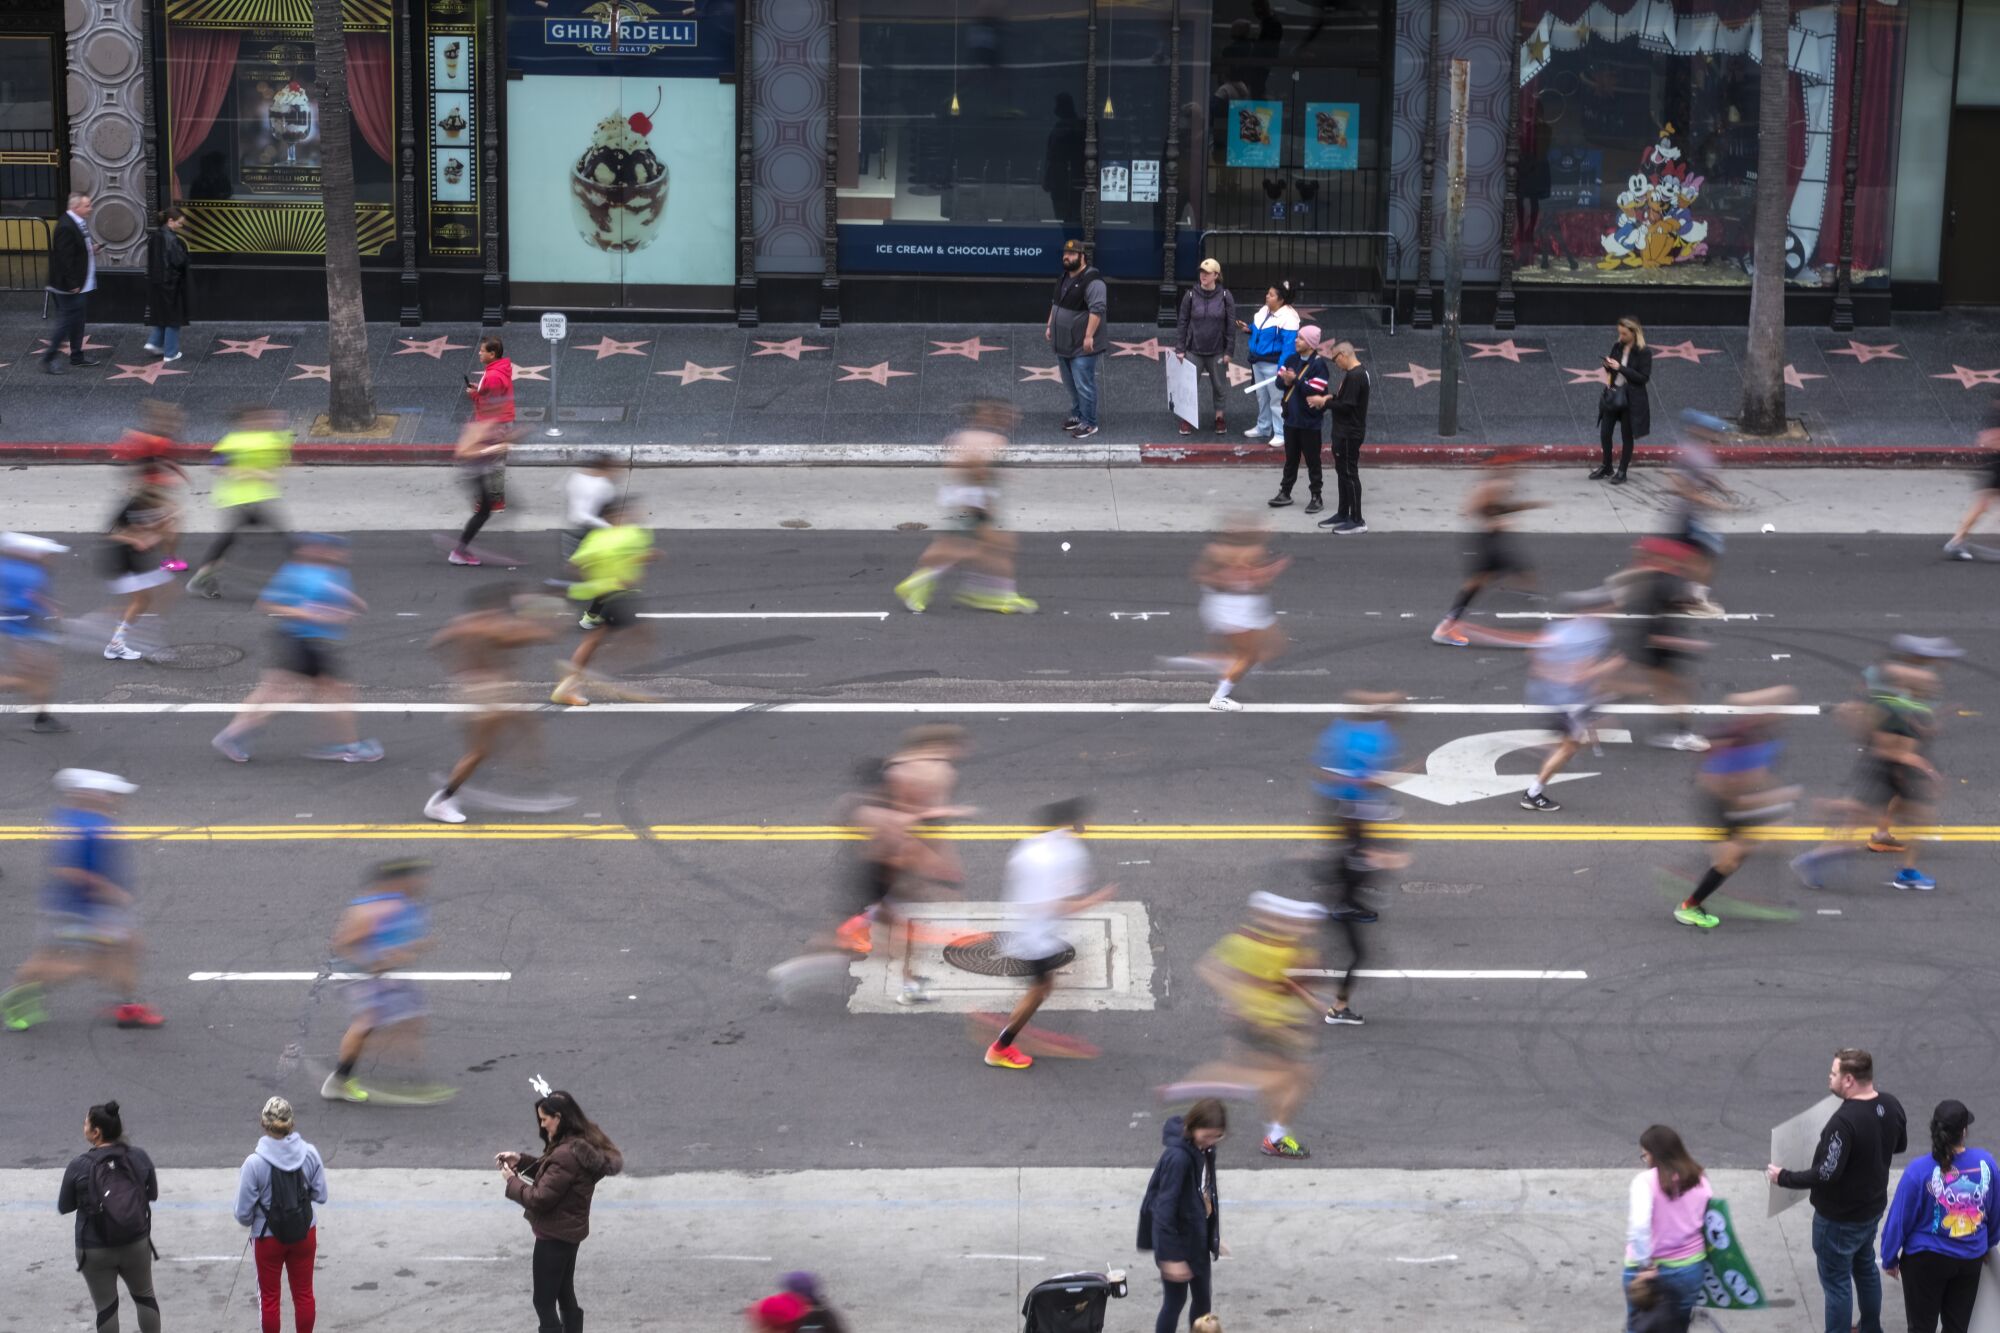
[752,337,830,360]
[1932,365,2000,389]
[1783,364,1825,389]
[1465,339,1543,362]
[512,364,550,382]
[836,362,913,385]
[106,361,187,385]
[1562,367,1609,385]
[1649,340,1722,363]
[1823,340,1903,363]
[1384,363,1444,387]
[289,364,331,381]
[1227,362,1255,387]
[574,336,650,360]
[1110,338,1169,360]
[929,337,1004,360]
[34,335,112,354]
[658,361,734,385]
[1019,365,1066,383]
[393,335,471,358]
[214,336,293,359]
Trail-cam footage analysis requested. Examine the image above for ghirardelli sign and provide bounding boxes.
[542,1,695,56]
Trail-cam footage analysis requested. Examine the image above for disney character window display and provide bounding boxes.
[1598,123,1709,270]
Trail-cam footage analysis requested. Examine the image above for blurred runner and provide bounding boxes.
[1310,692,1411,1027]
[0,769,163,1032]
[1943,398,2000,560]
[424,582,557,824]
[0,532,69,733]
[563,452,620,562]
[1792,636,1961,893]
[1621,537,1710,752]
[1667,412,1733,616]
[1432,457,1546,648]
[1519,589,1626,812]
[1162,892,1327,1159]
[1182,520,1288,712]
[448,337,516,567]
[211,534,384,764]
[1671,687,1801,929]
[323,858,452,1104]
[97,481,176,661]
[551,495,654,705]
[983,798,1117,1071]
[187,407,292,599]
[894,400,1036,615]
[112,401,189,571]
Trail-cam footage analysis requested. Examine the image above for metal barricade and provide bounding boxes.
[1197,228,1401,335]
[0,216,52,292]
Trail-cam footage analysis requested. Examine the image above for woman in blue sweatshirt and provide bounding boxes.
[1882,1098,1996,1333]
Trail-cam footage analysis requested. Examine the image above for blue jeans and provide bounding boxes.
[1622,1261,1706,1329]
[1813,1211,1884,1333]
[145,326,180,357]
[1058,352,1099,428]
[1251,361,1282,437]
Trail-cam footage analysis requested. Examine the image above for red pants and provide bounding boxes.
[253,1228,316,1333]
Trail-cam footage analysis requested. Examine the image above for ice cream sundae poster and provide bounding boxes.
[236,49,322,193]
[431,35,469,91]
[1225,100,1281,169]
[505,75,734,287]
[1303,102,1358,172]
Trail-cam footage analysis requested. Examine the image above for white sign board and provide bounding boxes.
[540,312,568,341]
[1768,1094,1840,1217]
[1132,159,1160,203]
[1100,163,1129,204]
[1164,350,1199,427]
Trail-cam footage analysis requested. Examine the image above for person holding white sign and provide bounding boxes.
[1174,258,1236,436]
[1623,1124,1713,1328]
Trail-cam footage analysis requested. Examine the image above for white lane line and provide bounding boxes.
[165,1256,244,1263]
[1493,611,1770,621]
[963,1254,1048,1262]
[692,1254,775,1263]
[409,1256,505,1262]
[188,971,511,982]
[1395,1254,1461,1264]
[1289,969,1588,981]
[6,702,1824,716]
[635,611,889,620]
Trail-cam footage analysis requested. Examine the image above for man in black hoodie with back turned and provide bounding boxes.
[1766,1048,1907,1333]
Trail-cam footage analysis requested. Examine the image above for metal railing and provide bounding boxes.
[1197,228,1401,335]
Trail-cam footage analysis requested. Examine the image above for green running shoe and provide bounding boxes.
[894,571,935,613]
[1259,1134,1310,1159]
[1673,904,1720,929]
[321,1071,371,1103]
[1,983,48,1031]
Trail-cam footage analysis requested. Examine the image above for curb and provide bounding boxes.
[0,440,1983,468]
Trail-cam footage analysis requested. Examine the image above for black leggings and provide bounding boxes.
[1279,425,1321,494]
[1155,1255,1213,1333]
[201,503,283,567]
[1320,813,1370,996]
[1598,409,1635,472]
[532,1237,582,1332]
[1330,432,1363,522]
[1900,1248,1981,1333]
[459,475,501,548]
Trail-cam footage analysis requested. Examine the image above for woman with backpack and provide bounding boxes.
[497,1089,625,1333]
[1139,1097,1228,1333]
[57,1099,161,1333]
[235,1095,328,1333]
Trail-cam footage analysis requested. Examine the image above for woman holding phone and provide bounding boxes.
[496,1090,623,1333]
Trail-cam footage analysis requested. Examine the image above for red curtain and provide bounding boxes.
[346,34,394,165]
[167,29,241,198]
[1817,1,1904,271]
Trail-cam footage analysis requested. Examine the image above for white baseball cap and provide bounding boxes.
[0,533,69,557]
[54,768,137,795]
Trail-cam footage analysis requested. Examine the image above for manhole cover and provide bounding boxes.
[942,932,1076,978]
[144,642,246,670]
[896,521,929,532]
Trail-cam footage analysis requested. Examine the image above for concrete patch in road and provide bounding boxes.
[847,902,1155,1015]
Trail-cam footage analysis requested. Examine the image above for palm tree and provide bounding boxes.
[1739,0,1791,435]
[311,0,378,431]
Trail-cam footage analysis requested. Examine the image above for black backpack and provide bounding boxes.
[86,1148,150,1247]
[259,1165,314,1245]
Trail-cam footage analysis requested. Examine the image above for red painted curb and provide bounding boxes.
[1138,441,1989,468]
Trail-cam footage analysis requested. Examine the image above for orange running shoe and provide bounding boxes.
[983,1042,1033,1070]
[1867,834,1906,853]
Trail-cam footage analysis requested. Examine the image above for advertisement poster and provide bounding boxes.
[1304,102,1358,171]
[1100,163,1129,204]
[506,76,734,287]
[1131,159,1160,203]
[1226,100,1282,169]
[235,44,322,193]
[432,35,469,91]
[434,149,472,203]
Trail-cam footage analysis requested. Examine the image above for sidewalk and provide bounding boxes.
[0,1167,1841,1331]
[0,300,1994,463]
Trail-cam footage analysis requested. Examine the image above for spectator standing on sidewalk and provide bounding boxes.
[1766,1048,1908,1333]
[1175,259,1236,436]
[1267,325,1328,514]
[141,208,190,363]
[1238,282,1298,448]
[1881,1098,1995,1333]
[497,1089,624,1333]
[57,1099,160,1333]
[1622,1124,1712,1328]
[1047,238,1106,440]
[450,337,516,567]
[42,193,102,374]
[1591,317,1651,484]
[1317,341,1373,534]
[1139,1097,1227,1333]
[235,1095,327,1333]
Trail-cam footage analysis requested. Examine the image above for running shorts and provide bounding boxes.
[274,633,340,680]
[348,975,427,1028]
[1474,530,1527,577]
[107,566,174,597]
[45,908,134,948]
[1228,1020,1313,1061]
[1855,756,1931,809]
[595,590,642,630]
[1201,592,1275,636]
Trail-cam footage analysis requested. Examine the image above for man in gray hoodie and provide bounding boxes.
[235,1096,328,1333]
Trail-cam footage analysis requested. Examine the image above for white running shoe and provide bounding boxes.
[1243,426,1267,438]
[896,979,934,1006]
[423,790,467,824]
[1208,695,1244,712]
[103,641,142,661]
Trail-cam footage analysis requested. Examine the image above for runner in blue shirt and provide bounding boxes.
[1310,692,1412,1027]
[0,532,70,733]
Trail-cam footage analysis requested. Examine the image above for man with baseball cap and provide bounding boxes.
[1268,325,1328,513]
[0,532,71,732]
[0,769,163,1031]
[1046,238,1107,439]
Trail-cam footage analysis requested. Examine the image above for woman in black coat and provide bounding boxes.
[1591,316,1652,484]
[1137,1097,1227,1333]
[143,207,190,363]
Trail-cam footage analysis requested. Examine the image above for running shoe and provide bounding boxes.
[1944,541,1974,561]
[1268,433,1285,450]
[211,731,251,763]
[834,913,874,954]
[577,612,606,630]
[1673,903,1720,929]
[895,979,934,1006]
[1267,491,1295,508]
[31,712,70,734]
[1333,521,1368,535]
[953,589,1037,614]
[1243,427,1269,439]
[1790,850,1831,889]
[111,1002,165,1030]
[983,1042,1033,1070]
[1431,621,1469,647]
[1893,868,1936,892]
[1683,597,1728,618]
[0,983,48,1032]
[1071,425,1099,439]
[1208,695,1243,712]
[550,679,590,707]
[424,790,467,825]
[187,571,221,599]
[447,548,481,566]
[1304,494,1324,515]
[1259,1135,1310,1159]
[1519,791,1561,812]
[1647,732,1710,753]
[1327,905,1379,924]
[142,343,162,355]
[305,741,384,763]
[894,573,934,614]
[103,641,142,661]
[1062,416,1080,431]
[1323,1006,1365,1026]
[1867,834,1906,854]
[160,558,187,572]
[320,1071,370,1103]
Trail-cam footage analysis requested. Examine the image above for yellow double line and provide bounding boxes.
[0,824,1995,844]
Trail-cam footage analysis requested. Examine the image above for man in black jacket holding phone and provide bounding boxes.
[43,193,103,375]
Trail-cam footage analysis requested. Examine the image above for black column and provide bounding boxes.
[736,0,758,327]
[1083,0,1099,246]
[818,0,839,327]
[1157,0,1181,327]
[398,0,420,324]
[1494,0,1523,330]
[1412,0,1441,329]
[479,0,503,325]
[1831,0,1868,331]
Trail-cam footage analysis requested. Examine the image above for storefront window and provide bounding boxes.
[160,0,396,255]
[1515,0,1905,289]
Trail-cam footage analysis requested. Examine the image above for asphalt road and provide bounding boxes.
[2,531,1993,1180]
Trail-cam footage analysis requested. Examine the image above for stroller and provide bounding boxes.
[1022,1269,1128,1333]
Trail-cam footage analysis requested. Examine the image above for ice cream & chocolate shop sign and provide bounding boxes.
[544,12,694,55]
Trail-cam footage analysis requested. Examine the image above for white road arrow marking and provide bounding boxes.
[1377,728,1631,806]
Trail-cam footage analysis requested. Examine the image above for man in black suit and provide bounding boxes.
[43,192,102,374]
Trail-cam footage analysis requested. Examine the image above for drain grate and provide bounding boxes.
[941,932,1076,978]
[144,642,246,670]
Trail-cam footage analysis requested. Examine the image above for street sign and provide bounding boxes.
[540,313,567,436]
[540,312,568,341]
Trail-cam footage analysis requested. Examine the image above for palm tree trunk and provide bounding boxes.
[1739,0,1791,435]
[312,0,378,431]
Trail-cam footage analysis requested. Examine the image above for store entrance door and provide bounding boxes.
[1941,107,2000,305]
[0,30,65,290]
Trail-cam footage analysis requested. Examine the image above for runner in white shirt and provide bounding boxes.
[984,799,1117,1071]
[1518,589,1626,812]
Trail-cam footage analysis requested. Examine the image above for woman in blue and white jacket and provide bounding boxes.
[1237,282,1299,449]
